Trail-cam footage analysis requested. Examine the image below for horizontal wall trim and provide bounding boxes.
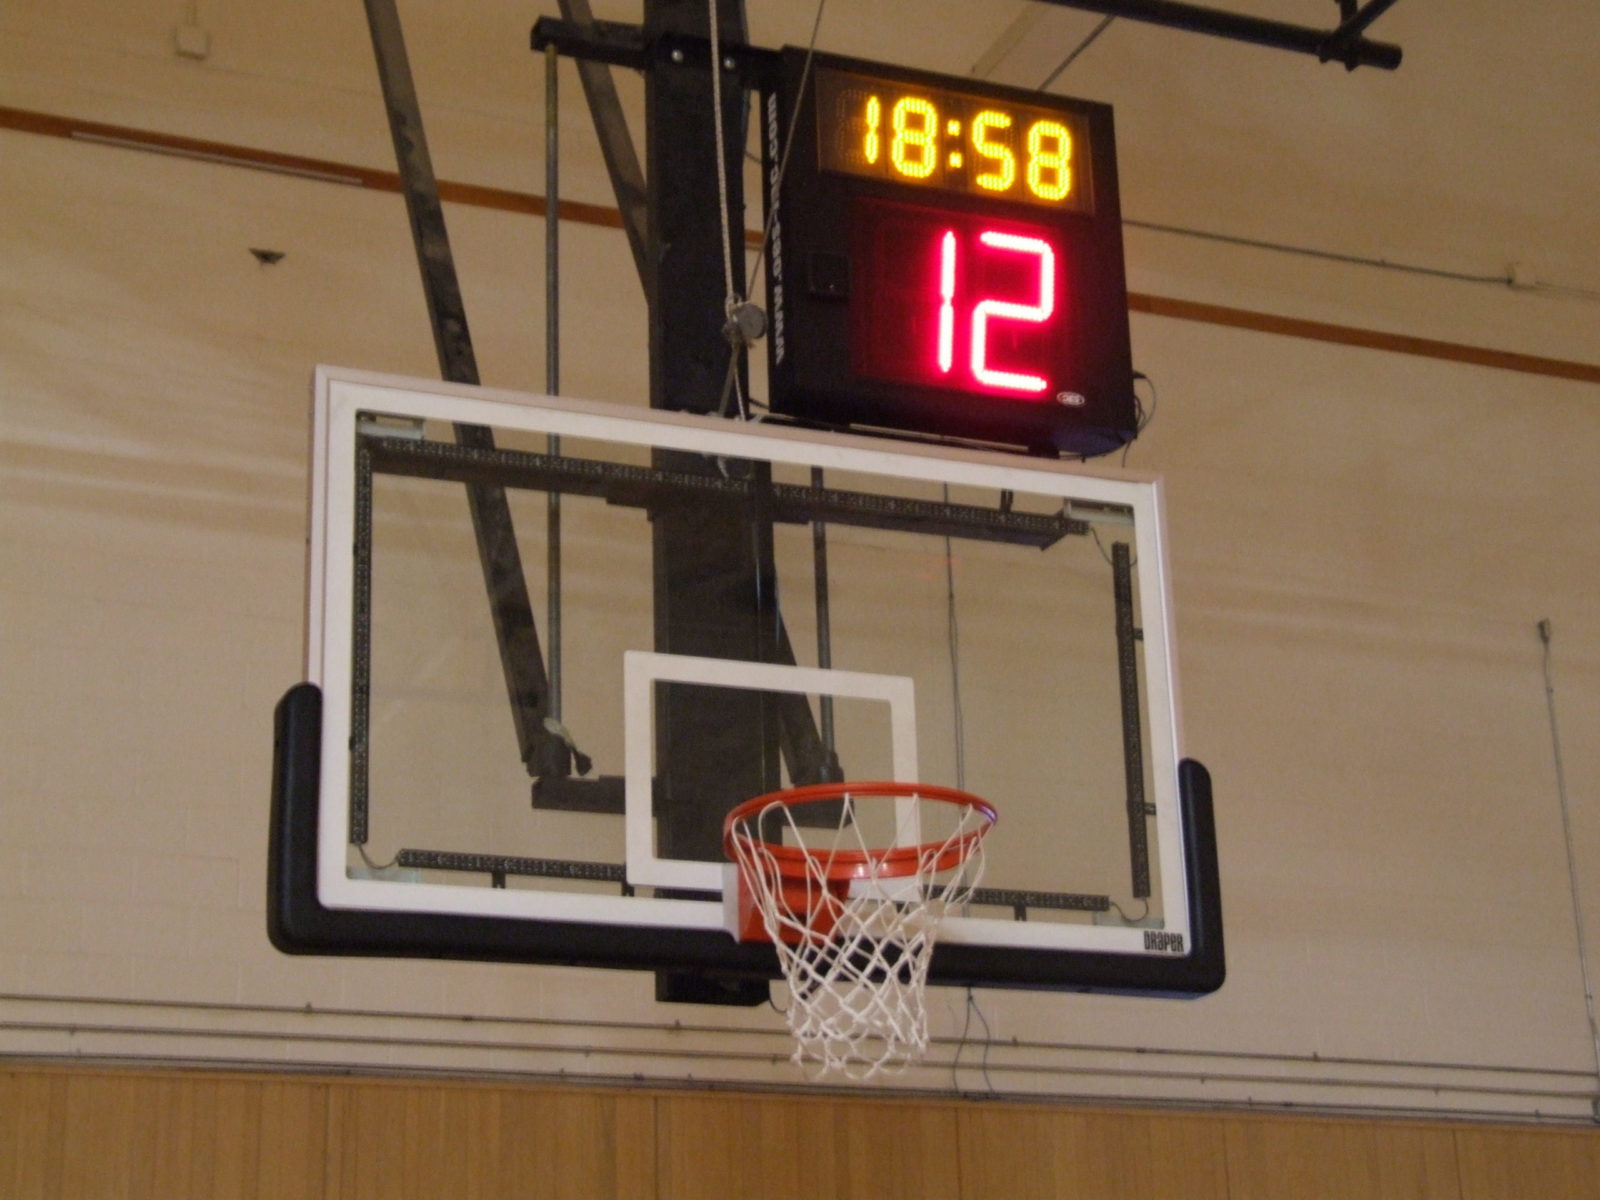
[3,992,1596,1124]
[2,1057,1598,1132]
[3,989,1592,1081]
[0,104,621,224]
[3,103,1597,389]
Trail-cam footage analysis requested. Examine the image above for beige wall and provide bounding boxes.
[2,1,1599,1122]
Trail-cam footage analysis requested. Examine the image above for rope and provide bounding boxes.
[706,0,747,418]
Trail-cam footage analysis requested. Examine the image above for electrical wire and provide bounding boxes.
[1125,218,1600,303]
[941,487,967,792]
[710,0,829,421]
[949,986,997,1096]
[356,843,399,872]
[743,0,827,301]
[1122,370,1157,467]
[939,487,996,1098]
[1133,370,1157,435]
[1038,14,1115,90]
[1088,523,1132,570]
[1109,898,1151,923]
[1127,216,1511,284]
[1538,620,1600,1107]
[1525,280,1600,303]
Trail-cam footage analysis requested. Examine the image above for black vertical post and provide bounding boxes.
[645,0,776,1004]
[644,0,749,418]
[1112,541,1152,899]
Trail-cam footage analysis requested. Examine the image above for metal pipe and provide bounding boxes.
[810,467,835,758]
[1327,0,1403,47]
[1,1018,1592,1112]
[1031,0,1402,70]
[545,44,563,723]
[7,991,1596,1079]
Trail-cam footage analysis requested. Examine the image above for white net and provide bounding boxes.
[727,785,993,1079]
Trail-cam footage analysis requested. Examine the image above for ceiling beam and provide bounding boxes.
[1030,0,1403,70]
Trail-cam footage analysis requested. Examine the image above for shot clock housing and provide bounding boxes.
[763,49,1136,457]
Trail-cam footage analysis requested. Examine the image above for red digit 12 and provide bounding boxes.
[935,229,1055,394]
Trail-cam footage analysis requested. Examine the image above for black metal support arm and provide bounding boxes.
[548,0,652,285]
[362,0,569,782]
[1320,0,1403,66]
[533,17,780,84]
[1032,0,1402,70]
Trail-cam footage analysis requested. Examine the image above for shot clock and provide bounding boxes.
[763,50,1135,456]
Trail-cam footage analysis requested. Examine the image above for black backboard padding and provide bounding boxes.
[267,682,778,976]
[925,757,1224,995]
[268,683,1223,995]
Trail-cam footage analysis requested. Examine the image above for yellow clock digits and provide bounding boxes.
[890,96,938,179]
[863,95,882,165]
[971,110,1016,193]
[1026,119,1073,201]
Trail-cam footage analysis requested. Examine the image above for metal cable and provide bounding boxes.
[743,0,827,300]
[713,0,828,420]
[707,0,738,310]
[1039,14,1116,89]
[1124,217,1600,299]
[706,0,747,418]
[1539,619,1600,1118]
[544,43,564,721]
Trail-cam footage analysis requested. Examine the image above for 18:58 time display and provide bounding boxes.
[815,67,1094,213]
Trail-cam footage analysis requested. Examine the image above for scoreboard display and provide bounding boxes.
[762,50,1135,456]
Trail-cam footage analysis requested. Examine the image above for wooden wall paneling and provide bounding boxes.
[609,1092,658,1196]
[830,1096,963,1199]
[139,1075,262,1199]
[0,1068,69,1199]
[1454,1127,1600,1200]
[1223,1115,1463,1200]
[956,1106,1229,1200]
[323,1080,495,1200]
[8,1066,1600,1200]
[254,1080,331,1200]
[323,1080,413,1200]
[0,1068,327,1200]
[655,1092,962,1200]
[55,1071,147,1200]
[1143,1113,1234,1200]
[494,1086,657,1200]
[655,1094,824,1200]
[399,1082,504,1198]
[323,1079,655,1200]
[141,1073,326,1199]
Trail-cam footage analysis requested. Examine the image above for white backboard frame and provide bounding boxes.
[306,365,1190,958]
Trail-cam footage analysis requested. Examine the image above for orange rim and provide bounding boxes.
[723,781,997,882]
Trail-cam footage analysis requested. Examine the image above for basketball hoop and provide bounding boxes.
[723,781,996,1078]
